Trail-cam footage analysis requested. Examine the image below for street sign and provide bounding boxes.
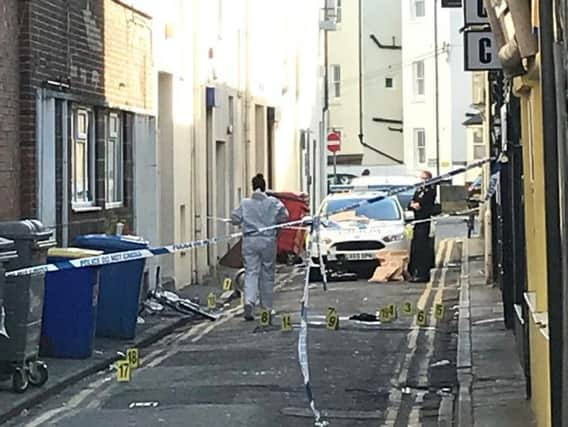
[441,0,461,7]
[464,31,502,71]
[464,0,488,25]
[327,132,341,153]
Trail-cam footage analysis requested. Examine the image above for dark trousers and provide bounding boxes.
[408,222,434,280]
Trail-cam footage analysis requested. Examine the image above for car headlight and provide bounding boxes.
[383,232,406,243]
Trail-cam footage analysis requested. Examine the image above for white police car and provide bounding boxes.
[311,190,413,273]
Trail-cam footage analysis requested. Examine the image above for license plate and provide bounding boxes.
[345,252,375,261]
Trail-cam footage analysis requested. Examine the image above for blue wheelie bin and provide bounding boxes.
[73,235,149,340]
[40,247,103,359]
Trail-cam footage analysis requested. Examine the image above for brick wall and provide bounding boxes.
[0,0,21,220]
[18,0,152,239]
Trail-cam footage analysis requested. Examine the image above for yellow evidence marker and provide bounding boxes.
[207,293,217,310]
[260,309,272,326]
[127,348,140,369]
[326,307,339,330]
[402,302,413,316]
[223,278,233,291]
[417,309,427,326]
[388,304,398,320]
[281,314,293,332]
[435,303,445,320]
[116,360,131,383]
[380,307,392,323]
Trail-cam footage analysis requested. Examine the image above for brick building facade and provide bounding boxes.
[0,0,21,220]
[17,0,153,243]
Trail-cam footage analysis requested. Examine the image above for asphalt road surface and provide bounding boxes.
[8,220,465,427]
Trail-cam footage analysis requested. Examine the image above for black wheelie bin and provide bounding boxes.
[0,220,56,393]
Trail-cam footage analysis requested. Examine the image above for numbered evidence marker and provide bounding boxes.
[260,309,272,327]
[388,304,398,320]
[416,309,427,327]
[379,307,392,323]
[223,278,233,291]
[435,303,445,321]
[207,293,217,310]
[127,348,140,369]
[402,301,414,316]
[326,306,339,330]
[281,314,293,332]
[116,360,131,383]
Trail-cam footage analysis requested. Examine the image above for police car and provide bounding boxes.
[311,187,413,274]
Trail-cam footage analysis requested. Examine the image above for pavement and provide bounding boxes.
[456,237,536,427]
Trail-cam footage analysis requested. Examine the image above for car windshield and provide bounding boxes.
[397,190,415,210]
[323,197,401,221]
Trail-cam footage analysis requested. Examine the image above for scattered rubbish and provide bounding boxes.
[0,305,9,339]
[141,300,165,315]
[129,401,159,409]
[314,420,330,427]
[94,350,104,356]
[349,313,379,322]
[20,409,29,417]
[137,316,145,325]
[431,359,451,367]
[402,387,412,394]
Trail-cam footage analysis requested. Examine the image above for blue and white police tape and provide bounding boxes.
[297,220,327,425]
[326,157,494,217]
[4,219,308,278]
[5,158,494,279]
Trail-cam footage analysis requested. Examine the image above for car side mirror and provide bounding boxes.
[432,203,442,216]
[404,211,415,223]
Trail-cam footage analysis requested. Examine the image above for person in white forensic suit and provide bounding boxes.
[231,174,289,321]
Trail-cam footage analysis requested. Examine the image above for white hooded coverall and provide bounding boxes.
[231,191,289,310]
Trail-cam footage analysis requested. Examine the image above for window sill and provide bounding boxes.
[72,204,102,213]
[105,202,124,210]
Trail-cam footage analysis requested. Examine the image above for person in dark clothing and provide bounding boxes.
[407,170,436,283]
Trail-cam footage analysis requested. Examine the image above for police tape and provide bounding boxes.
[298,222,326,425]
[4,219,307,278]
[326,157,494,217]
[4,158,493,278]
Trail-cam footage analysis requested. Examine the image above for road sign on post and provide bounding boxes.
[327,132,341,185]
[327,132,341,153]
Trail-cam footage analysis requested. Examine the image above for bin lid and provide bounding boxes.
[0,219,54,241]
[0,237,17,261]
[74,234,149,252]
[48,247,104,259]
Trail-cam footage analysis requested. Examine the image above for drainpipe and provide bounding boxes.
[540,1,563,425]
[434,0,440,177]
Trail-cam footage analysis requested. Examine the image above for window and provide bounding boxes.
[472,128,485,160]
[336,0,342,23]
[413,0,426,18]
[413,60,425,97]
[414,128,426,164]
[385,77,394,89]
[72,108,95,206]
[105,113,123,206]
[330,64,341,99]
